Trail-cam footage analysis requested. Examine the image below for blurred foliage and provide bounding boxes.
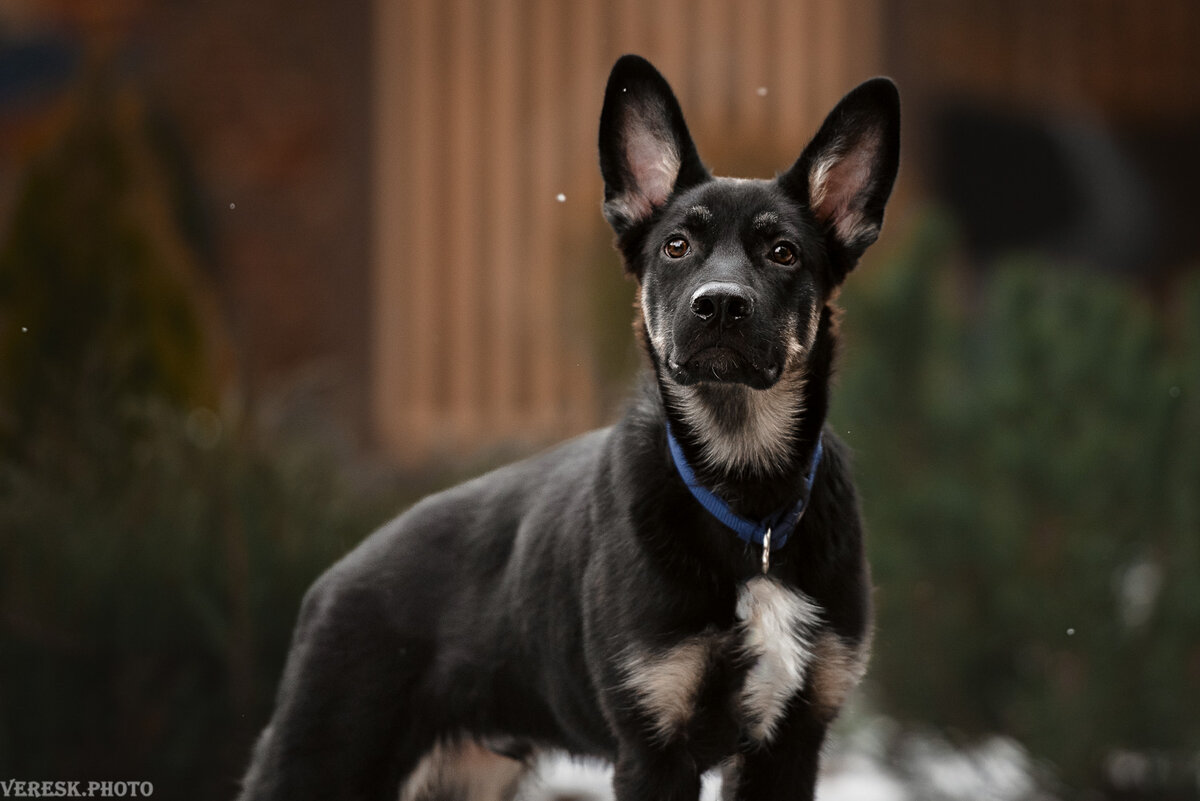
[0,74,398,796]
[0,74,221,462]
[0,401,394,796]
[835,216,1200,799]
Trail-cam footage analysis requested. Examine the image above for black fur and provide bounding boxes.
[237,55,899,801]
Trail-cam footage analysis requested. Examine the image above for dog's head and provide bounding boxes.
[599,55,899,388]
[598,56,899,472]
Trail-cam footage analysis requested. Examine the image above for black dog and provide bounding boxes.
[238,55,899,801]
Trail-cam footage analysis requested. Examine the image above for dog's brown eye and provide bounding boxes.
[769,242,797,265]
[664,237,690,259]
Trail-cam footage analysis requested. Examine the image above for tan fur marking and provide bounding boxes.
[809,631,871,722]
[752,210,780,229]
[399,741,527,801]
[622,637,712,741]
[808,153,837,211]
[666,365,806,475]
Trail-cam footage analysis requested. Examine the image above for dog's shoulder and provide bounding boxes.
[313,429,609,584]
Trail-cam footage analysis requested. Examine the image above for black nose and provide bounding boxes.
[690,281,753,327]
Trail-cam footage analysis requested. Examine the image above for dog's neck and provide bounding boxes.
[656,306,836,521]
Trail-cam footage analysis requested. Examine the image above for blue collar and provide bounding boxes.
[665,423,823,562]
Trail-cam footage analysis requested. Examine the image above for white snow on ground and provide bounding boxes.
[901,735,1038,801]
[518,722,1038,801]
[818,752,909,801]
[520,754,610,801]
[520,751,906,801]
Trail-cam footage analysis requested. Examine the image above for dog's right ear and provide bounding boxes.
[599,55,710,239]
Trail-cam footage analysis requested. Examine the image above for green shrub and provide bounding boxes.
[836,218,1200,799]
[0,76,398,796]
[0,402,394,796]
[0,80,221,462]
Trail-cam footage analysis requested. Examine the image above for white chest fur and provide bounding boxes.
[735,576,823,742]
[620,577,827,746]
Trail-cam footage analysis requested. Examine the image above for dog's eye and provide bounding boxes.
[769,242,797,265]
[663,237,690,259]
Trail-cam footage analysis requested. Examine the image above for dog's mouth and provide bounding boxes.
[667,345,782,389]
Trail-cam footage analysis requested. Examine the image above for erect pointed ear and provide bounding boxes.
[598,55,710,237]
[781,77,900,272]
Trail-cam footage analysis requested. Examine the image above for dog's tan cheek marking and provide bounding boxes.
[621,637,711,742]
[640,278,670,356]
[784,312,806,361]
[399,741,528,801]
[809,632,871,723]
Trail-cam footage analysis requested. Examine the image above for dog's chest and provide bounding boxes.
[622,576,854,747]
[733,576,822,741]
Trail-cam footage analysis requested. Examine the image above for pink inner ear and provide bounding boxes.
[623,126,681,220]
[810,133,880,243]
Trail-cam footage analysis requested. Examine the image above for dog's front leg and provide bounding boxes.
[612,743,702,801]
[723,716,827,801]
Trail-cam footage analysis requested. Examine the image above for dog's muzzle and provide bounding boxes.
[666,282,785,389]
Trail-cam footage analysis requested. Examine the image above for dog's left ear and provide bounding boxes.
[599,55,710,239]
[781,78,900,275]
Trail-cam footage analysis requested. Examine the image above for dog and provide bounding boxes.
[237,54,899,801]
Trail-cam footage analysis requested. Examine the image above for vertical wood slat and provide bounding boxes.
[849,0,885,81]
[404,0,439,437]
[447,0,483,443]
[812,0,849,121]
[370,0,407,451]
[649,0,688,97]
[691,0,731,150]
[485,0,524,437]
[565,0,606,434]
[614,0,651,68]
[529,0,563,432]
[892,0,1200,118]
[734,0,770,143]
[774,0,811,143]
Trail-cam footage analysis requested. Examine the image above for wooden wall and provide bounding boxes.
[886,0,1200,120]
[371,0,885,460]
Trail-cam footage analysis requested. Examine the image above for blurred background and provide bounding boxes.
[1,1,1198,799]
